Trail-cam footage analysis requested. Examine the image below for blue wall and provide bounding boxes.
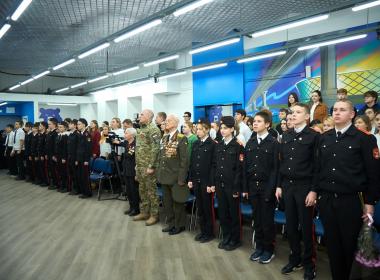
[0,102,34,122]
[192,39,245,121]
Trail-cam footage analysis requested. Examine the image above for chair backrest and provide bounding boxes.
[92,158,112,174]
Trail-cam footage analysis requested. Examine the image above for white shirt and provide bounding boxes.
[236,133,246,147]
[335,123,352,136]
[375,134,380,149]
[12,128,25,151]
[310,103,318,122]
[6,131,14,148]
[209,128,217,140]
[100,142,112,158]
[223,136,233,146]
[257,131,269,144]
[294,124,307,133]
[169,130,177,141]
[201,136,209,143]
[239,122,252,143]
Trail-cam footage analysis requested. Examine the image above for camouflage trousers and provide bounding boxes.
[136,167,159,216]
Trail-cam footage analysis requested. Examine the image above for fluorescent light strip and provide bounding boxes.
[78,42,110,59]
[298,34,367,51]
[173,0,214,17]
[33,70,50,80]
[11,0,33,21]
[191,63,228,73]
[71,81,88,89]
[237,50,287,63]
[160,71,187,79]
[20,78,34,85]
[113,66,140,76]
[114,19,162,43]
[143,54,179,67]
[46,103,77,106]
[53,59,76,70]
[252,14,329,38]
[189,38,240,54]
[0,102,8,106]
[88,75,109,83]
[129,79,152,86]
[9,84,20,91]
[55,87,69,93]
[0,24,11,39]
[352,0,380,11]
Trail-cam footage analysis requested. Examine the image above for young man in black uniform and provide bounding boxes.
[67,119,79,195]
[317,100,380,280]
[29,123,40,184]
[37,122,49,187]
[188,119,216,243]
[46,118,59,189]
[55,121,69,193]
[76,118,92,199]
[211,116,244,251]
[276,103,319,280]
[23,122,33,182]
[121,128,140,216]
[243,111,279,264]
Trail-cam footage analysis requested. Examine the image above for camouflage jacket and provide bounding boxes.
[135,122,161,169]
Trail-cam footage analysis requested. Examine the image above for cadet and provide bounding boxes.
[29,123,40,184]
[157,114,189,235]
[276,103,319,280]
[67,119,79,195]
[23,122,33,182]
[75,118,92,199]
[188,119,216,242]
[37,122,49,187]
[122,128,140,216]
[134,109,161,226]
[211,116,244,251]
[12,120,26,180]
[317,100,380,280]
[55,121,69,193]
[46,118,58,189]
[243,111,279,264]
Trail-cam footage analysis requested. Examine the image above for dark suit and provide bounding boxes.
[76,130,92,197]
[55,133,68,191]
[46,129,58,187]
[157,131,189,229]
[211,137,244,244]
[278,126,319,269]
[67,130,79,193]
[317,125,380,280]
[37,132,48,185]
[189,136,216,237]
[122,140,140,212]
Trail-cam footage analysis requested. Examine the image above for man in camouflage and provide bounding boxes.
[133,109,162,226]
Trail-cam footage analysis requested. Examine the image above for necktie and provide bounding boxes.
[13,130,17,143]
[336,131,342,140]
[258,138,262,144]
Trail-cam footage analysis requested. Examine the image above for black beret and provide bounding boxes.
[220,116,235,128]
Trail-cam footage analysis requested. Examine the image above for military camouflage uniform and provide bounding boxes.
[135,122,161,216]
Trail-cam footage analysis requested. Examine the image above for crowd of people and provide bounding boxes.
[1,88,380,280]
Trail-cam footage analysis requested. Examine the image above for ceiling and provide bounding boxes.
[0,0,364,95]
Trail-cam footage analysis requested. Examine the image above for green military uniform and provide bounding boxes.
[135,122,161,217]
[157,131,189,231]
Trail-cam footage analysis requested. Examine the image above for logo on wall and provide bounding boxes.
[39,108,62,122]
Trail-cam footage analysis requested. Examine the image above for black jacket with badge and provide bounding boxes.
[76,130,92,163]
[278,126,319,191]
[30,133,39,157]
[157,131,189,186]
[67,130,79,160]
[37,132,46,158]
[244,134,279,199]
[189,136,215,186]
[24,132,32,157]
[122,140,136,177]
[45,129,58,158]
[211,137,244,194]
[317,125,380,204]
[55,133,68,160]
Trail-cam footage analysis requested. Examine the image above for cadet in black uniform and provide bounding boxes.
[243,111,279,264]
[46,118,58,189]
[76,118,92,198]
[55,121,69,193]
[211,116,244,251]
[23,122,33,182]
[188,119,216,243]
[317,100,380,280]
[37,122,49,187]
[276,103,319,280]
[29,123,40,184]
[121,128,140,216]
[67,119,79,195]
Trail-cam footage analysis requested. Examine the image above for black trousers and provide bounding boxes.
[193,182,214,237]
[47,157,58,186]
[68,157,78,193]
[162,184,187,229]
[318,192,362,280]
[77,162,91,196]
[15,151,25,179]
[250,192,275,253]
[25,156,33,180]
[6,147,17,175]
[57,159,68,190]
[216,184,241,243]
[125,176,140,211]
[283,184,316,268]
[29,157,37,181]
[37,157,48,184]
